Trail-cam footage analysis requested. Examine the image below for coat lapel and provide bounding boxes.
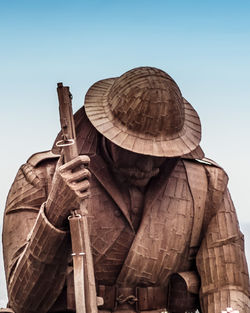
[143,158,179,216]
[89,154,134,231]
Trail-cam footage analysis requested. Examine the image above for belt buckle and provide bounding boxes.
[115,286,138,312]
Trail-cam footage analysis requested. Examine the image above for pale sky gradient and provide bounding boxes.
[0,0,250,306]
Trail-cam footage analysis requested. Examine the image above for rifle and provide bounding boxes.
[56,83,101,313]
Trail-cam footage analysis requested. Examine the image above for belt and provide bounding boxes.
[97,285,168,312]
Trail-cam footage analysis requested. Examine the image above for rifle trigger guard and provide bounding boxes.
[56,139,75,147]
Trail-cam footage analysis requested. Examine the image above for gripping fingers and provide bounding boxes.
[56,155,92,201]
[58,155,91,184]
[67,168,91,183]
[63,168,91,199]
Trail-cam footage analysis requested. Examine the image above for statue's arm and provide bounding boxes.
[197,187,250,313]
[3,161,69,313]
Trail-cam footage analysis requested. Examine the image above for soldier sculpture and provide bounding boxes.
[2,67,250,313]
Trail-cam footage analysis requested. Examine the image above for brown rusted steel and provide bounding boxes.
[2,67,250,313]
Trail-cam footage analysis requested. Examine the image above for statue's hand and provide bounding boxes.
[45,155,91,228]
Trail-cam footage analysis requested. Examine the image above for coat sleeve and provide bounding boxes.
[196,165,250,313]
[2,160,70,313]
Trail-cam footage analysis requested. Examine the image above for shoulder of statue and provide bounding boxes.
[5,151,58,214]
[182,156,229,191]
[183,157,229,230]
[27,150,60,167]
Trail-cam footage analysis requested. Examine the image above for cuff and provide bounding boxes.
[200,288,250,313]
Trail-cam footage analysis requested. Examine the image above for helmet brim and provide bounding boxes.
[84,78,202,158]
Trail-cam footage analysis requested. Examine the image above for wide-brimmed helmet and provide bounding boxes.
[85,66,202,157]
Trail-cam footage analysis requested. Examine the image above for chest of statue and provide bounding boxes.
[86,161,195,286]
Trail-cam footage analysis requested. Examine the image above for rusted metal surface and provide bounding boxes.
[2,67,250,313]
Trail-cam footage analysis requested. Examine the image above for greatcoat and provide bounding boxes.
[3,108,250,313]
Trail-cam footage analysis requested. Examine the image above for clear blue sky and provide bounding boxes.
[0,0,250,306]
